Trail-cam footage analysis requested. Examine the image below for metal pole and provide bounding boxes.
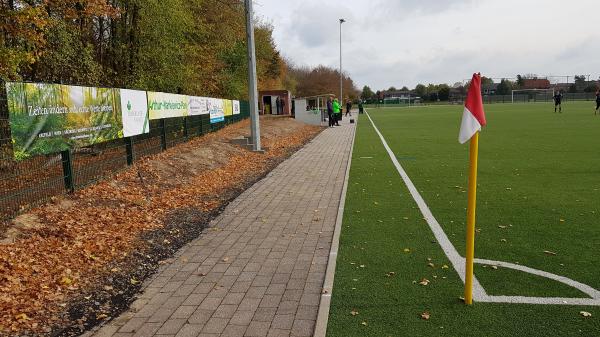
[339,19,345,102]
[245,0,261,151]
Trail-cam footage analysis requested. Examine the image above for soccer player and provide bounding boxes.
[595,91,600,115]
[553,91,562,113]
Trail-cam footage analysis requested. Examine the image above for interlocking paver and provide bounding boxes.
[90,120,354,336]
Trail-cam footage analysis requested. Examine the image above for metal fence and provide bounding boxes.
[363,92,598,107]
[0,87,250,223]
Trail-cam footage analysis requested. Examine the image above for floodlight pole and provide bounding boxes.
[339,18,345,103]
[245,0,261,151]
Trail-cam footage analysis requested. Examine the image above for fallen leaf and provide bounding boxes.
[61,277,72,285]
[580,311,592,317]
[130,278,139,285]
[427,263,435,268]
[351,310,359,316]
[96,314,108,320]
[222,257,230,262]
[419,278,430,286]
[361,321,368,326]
[441,265,449,269]
[15,313,31,321]
[491,265,498,270]
[420,311,431,320]
[543,250,557,256]
[403,248,411,253]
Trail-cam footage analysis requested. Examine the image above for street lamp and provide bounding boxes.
[339,18,345,104]
[245,0,261,151]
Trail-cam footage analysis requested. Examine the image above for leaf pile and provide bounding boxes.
[0,117,322,335]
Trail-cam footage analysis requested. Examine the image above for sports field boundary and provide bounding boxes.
[314,118,357,337]
[364,109,600,306]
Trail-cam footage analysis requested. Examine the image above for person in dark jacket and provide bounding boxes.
[553,91,562,113]
[595,91,600,115]
[345,100,352,116]
[327,96,335,127]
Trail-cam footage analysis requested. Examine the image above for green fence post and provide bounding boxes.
[160,119,167,150]
[61,149,75,193]
[125,137,134,165]
[183,117,188,139]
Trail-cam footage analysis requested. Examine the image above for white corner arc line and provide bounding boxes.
[365,110,600,306]
[474,258,600,299]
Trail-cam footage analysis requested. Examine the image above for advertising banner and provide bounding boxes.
[189,96,209,116]
[208,98,225,124]
[223,99,233,117]
[147,91,188,120]
[120,89,149,137]
[233,100,241,115]
[6,82,123,159]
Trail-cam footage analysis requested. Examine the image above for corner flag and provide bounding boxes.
[460,73,486,305]
[459,73,487,144]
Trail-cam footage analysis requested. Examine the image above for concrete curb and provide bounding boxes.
[313,117,357,337]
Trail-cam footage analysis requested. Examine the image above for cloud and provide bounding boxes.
[255,0,600,89]
[373,0,476,15]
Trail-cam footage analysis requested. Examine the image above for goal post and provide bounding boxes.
[511,88,554,103]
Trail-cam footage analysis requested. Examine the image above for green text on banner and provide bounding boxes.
[6,82,123,160]
[147,91,188,120]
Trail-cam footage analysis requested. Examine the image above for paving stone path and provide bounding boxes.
[89,118,356,337]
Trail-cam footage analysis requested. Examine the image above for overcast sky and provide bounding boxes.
[254,0,600,90]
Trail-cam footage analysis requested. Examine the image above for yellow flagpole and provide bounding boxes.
[464,132,479,305]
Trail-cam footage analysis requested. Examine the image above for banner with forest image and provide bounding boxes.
[6,82,123,160]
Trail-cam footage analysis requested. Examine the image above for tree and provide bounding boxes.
[388,86,397,91]
[400,86,409,91]
[361,85,375,100]
[481,76,494,86]
[574,75,586,85]
[584,84,598,93]
[414,84,426,98]
[568,84,578,93]
[496,79,513,95]
[516,74,525,88]
[438,84,450,101]
[290,64,359,100]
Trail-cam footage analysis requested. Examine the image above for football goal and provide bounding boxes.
[511,88,554,103]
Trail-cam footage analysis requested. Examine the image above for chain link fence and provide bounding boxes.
[0,84,250,223]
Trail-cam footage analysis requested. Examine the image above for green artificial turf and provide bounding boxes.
[327,104,599,337]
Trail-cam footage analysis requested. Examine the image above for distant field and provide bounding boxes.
[327,101,599,336]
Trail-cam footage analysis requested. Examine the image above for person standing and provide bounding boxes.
[595,91,600,115]
[327,96,335,127]
[358,100,364,114]
[333,97,342,126]
[553,91,563,113]
[345,100,352,116]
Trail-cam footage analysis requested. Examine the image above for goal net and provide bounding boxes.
[511,89,554,103]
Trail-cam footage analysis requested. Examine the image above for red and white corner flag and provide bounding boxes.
[459,73,487,144]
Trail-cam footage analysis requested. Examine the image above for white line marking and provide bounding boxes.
[365,110,600,306]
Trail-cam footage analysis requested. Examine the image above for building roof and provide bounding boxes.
[522,79,550,89]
